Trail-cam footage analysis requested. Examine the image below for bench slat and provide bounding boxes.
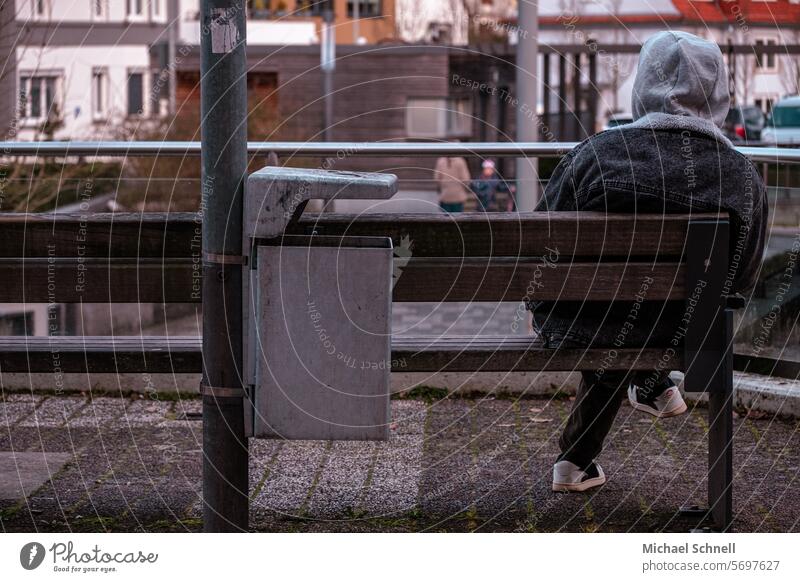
[288,212,698,257]
[0,258,683,302]
[0,212,200,258]
[394,259,683,301]
[0,335,682,373]
[0,259,201,303]
[0,212,704,258]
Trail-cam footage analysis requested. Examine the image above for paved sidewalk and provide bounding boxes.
[1,391,799,533]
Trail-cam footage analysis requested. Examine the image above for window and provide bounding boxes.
[151,0,164,20]
[297,0,327,15]
[768,104,800,128]
[248,0,271,18]
[32,0,50,19]
[19,74,61,122]
[0,312,33,336]
[127,71,145,116]
[347,0,381,18]
[127,0,146,20]
[92,0,107,19]
[755,38,778,72]
[755,96,777,114]
[406,97,471,138]
[92,68,108,120]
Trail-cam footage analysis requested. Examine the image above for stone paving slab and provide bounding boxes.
[1,392,799,533]
[0,452,73,501]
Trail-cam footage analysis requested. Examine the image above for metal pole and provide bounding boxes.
[558,53,566,141]
[320,1,336,212]
[588,48,598,134]
[727,34,736,106]
[572,52,581,138]
[168,0,178,115]
[200,0,249,532]
[515,0,539,211]
[352,0,360,43]
[542,53,550,120]
[321,3,335,142]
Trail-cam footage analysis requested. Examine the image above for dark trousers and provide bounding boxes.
[559,370,673,469]
[440,202,464,213]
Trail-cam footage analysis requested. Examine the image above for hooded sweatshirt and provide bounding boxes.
[531,31,768,349]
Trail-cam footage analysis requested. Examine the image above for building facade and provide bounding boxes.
[5,0,174,141]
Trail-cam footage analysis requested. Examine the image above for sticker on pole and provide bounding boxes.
[209,7,240,54]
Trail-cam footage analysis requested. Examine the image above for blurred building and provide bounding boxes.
[0,0,475,141]
[535,0,800,119]
[1,0,173,141]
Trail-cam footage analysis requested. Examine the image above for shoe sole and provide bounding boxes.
[552,475,606,492]
[629,398,688,419]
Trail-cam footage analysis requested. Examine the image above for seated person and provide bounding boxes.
[530,31,768,492]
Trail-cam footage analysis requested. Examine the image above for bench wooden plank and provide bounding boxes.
[0,258,201,303]
[394,259,683,301]
[0,258,683,302]
[0,212,704,258]
[0,335,682,374]
[287,212,699,257]
[0,212,200,258]
[0,336,203,374]
[393,336,681,372]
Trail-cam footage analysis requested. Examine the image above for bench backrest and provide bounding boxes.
[0,211,727,306]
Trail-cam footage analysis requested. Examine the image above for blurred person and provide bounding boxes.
[471,160,514,211]
[434,154,471,213]
[530,32,768,492]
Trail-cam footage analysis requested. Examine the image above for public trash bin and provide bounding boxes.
[242,166,398,441]
[250,235,393,440]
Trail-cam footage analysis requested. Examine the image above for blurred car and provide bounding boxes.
[603,113,633,130]
[723,105,765,143]
[761,96,800,146]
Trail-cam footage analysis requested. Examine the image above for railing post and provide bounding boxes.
[200,0,249,532]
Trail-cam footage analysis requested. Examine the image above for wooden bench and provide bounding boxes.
[0,209,738,530]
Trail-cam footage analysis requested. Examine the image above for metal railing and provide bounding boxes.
[2,141,800,163]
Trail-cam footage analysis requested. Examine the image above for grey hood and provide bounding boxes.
[628,31,732,147]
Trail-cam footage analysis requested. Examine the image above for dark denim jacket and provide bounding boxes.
[530,126,768,348]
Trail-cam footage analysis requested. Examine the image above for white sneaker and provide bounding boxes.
[552,460,606,492]
[627,384,688,418]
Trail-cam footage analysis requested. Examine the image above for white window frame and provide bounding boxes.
[18,71,63,126]
[126,68,148,118]
[755,37,779,73]
[126,0,148,22]
[150,0,166,23]
[91,0,108,20]
[91,67,109,121]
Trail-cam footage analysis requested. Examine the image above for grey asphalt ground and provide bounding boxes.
[2,390,799,533]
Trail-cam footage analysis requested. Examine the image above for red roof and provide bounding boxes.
[674,0,800,24]
[539,1,800,27]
